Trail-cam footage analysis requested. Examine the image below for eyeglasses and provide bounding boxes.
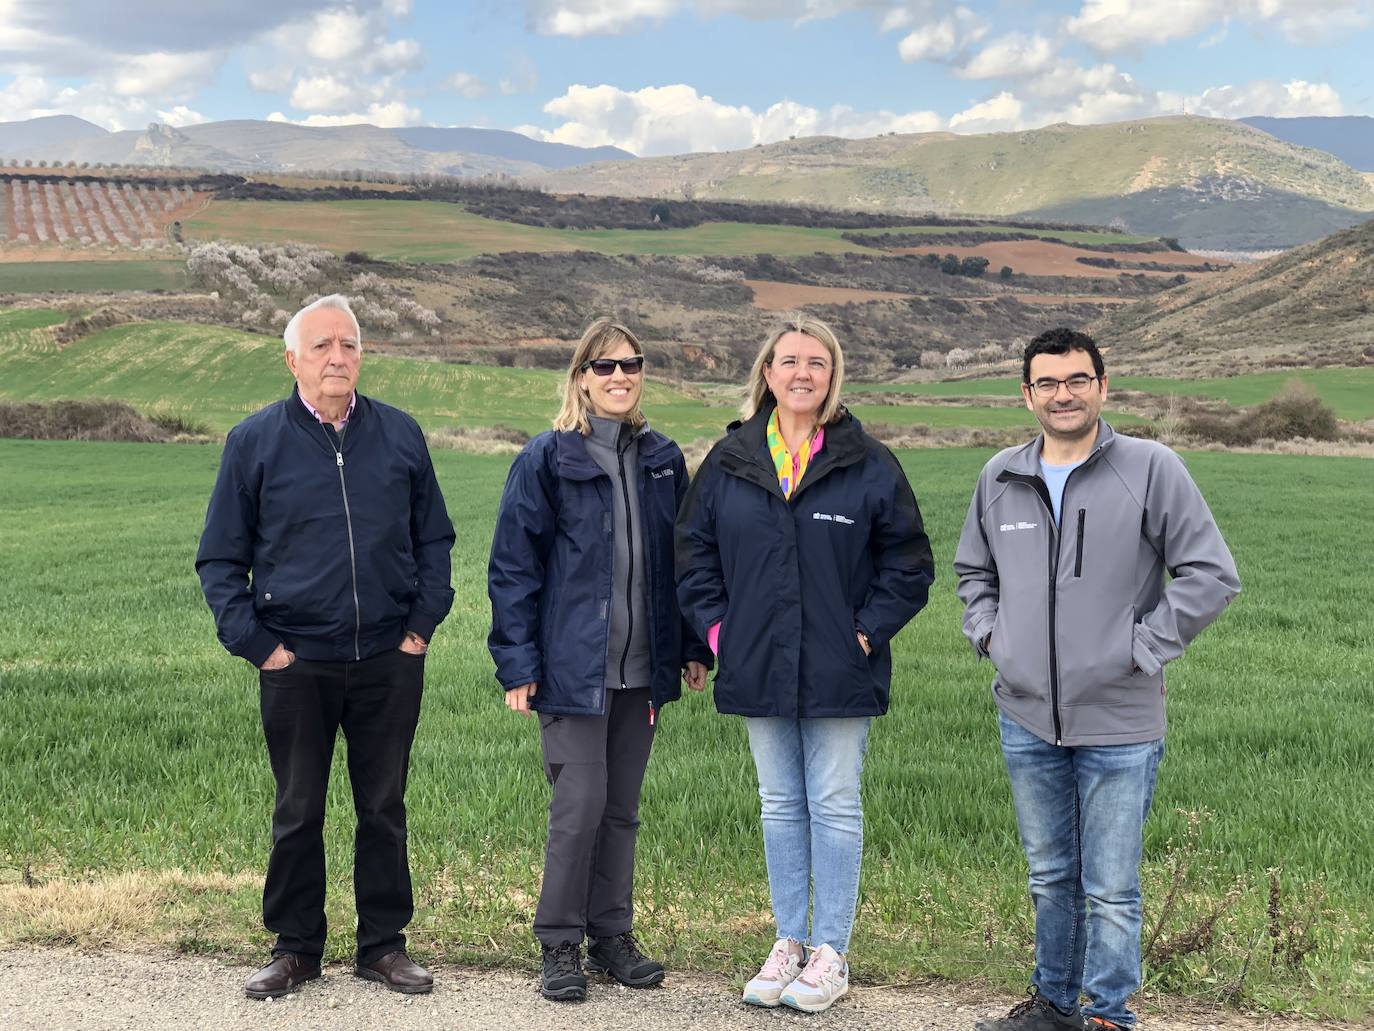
[1027,374,1099,397]
[582,356,645,376]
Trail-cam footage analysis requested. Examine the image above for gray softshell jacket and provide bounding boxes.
[954,421,1240,746]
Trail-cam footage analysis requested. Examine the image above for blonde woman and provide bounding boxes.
[488,319,711,1001]
[675,314,934,1012]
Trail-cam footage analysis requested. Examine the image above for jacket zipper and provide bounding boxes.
[615,435,635,694]
[321,421,362,661]
[1074,508,1086,577]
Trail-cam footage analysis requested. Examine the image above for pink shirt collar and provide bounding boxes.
[299,391,356,428]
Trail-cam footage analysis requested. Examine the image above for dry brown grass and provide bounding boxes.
[427,424,531,455]
[0,868,257,949]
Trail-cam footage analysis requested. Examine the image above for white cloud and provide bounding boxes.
[366,37,422,73]
[1186,79,1344,119]
[290,74,360,111]
[532,0,679,36]
[1067,0,1373,53]
[499,55,539,96]
[266,100,421,127]
[248,67,296,93]
[532,82,942,155]
[445,72,489,99]
[0,75,153,132]
[155,104,207,127]
[956,33,1055,80]
[305,9,374,61]
[110,50,219,98]
[896,6,987,62]
[947,91,1024,132]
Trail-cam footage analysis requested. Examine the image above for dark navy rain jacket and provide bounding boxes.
[675,404,934,718]
[487,428,712,716]
[196,389,456,667]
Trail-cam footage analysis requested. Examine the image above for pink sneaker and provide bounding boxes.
[742,939,804,1007]
[780,943,849,1012]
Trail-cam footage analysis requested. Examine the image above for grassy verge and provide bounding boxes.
[0,260,189,294]
[0,441,1369,1017]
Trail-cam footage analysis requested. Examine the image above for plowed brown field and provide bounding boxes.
[742,278,912,309]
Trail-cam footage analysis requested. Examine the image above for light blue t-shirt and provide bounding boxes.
[1040,458,1085,525]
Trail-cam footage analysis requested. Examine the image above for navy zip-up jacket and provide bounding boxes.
[196,388,456,667]
[487,426,712,716]
[675,404,935,718]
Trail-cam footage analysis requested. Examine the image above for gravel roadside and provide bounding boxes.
[0,949,1358,1031]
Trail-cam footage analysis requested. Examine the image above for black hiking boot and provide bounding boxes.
[540,941,587,1001]
[585,931,665,987]
[974,987,1083,1030]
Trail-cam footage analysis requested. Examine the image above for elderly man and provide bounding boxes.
[956,328,1239,1031]
[196,294,455,999]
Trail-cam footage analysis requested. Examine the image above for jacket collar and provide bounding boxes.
[555,421,667,481]
[719,400,866,500]
[286,384,367,431]
[999,418,1116,478]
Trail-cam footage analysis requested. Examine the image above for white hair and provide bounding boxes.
[283,294,362,354]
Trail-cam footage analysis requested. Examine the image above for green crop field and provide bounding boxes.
[0,313,1113,440]
[180,199,1151,263]
[850,368,1374,421]
[843,225,1158,245]
[0,438,1369,1018]
[0,260,189,294]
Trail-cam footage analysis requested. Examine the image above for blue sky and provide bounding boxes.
[1,1,1371,155]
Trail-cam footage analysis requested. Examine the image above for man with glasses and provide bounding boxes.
[954,327,1240,1031]
[197,295,455,1000]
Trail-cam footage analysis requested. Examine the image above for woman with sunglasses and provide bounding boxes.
[488,318,711,1002]
[675,313,934,1013]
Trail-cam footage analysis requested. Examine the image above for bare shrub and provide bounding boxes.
[0,400,208,442]
[427,424,531,455]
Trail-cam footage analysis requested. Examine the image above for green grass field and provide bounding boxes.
[843,225,1158,245]
[181,199,1153,263]
[0,439,1369,1017]
[850,368,1374,421]
[0,260,189,294]
[1,312,1150,439]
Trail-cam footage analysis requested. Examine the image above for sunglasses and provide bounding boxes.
[581,355,645,376]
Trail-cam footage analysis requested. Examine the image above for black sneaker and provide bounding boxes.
[540,942,587,1001]
[585,931,665,987]
[974,987,1083,1030]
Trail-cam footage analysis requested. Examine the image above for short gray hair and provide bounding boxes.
[283,294,362,354]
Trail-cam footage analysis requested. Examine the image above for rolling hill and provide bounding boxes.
[1095,216,1374,372]
[0,118,632,177]
[534,117,1374,250]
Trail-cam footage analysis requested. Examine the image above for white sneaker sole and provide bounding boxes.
[743,989,784,1008]
[780,982,848,1013]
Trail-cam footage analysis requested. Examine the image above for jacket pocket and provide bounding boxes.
[1073,508,1086,578]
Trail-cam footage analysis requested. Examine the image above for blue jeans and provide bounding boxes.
[999,714,1164,1028]
[745,717,871,955]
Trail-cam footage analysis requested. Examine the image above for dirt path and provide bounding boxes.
[0,949,1360,1031]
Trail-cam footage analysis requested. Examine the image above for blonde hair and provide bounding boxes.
[553,318,648,435]
[740,312,845,424]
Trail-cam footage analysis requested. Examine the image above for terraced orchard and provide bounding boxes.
[0,178,202,249]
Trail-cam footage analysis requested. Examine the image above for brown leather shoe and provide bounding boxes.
[355,950,433,994]
[244,952,321,999]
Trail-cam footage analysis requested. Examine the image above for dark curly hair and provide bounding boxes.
[1022,327,1105,384]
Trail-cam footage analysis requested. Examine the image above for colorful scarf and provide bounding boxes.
[766,409,824,499]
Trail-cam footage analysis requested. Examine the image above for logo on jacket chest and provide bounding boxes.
[813,512,855,525]
[650,467,674,479]
[1000,521,1039,532]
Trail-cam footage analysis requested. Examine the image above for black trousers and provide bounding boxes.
[258,648,424,963]
[533,687,656,947]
